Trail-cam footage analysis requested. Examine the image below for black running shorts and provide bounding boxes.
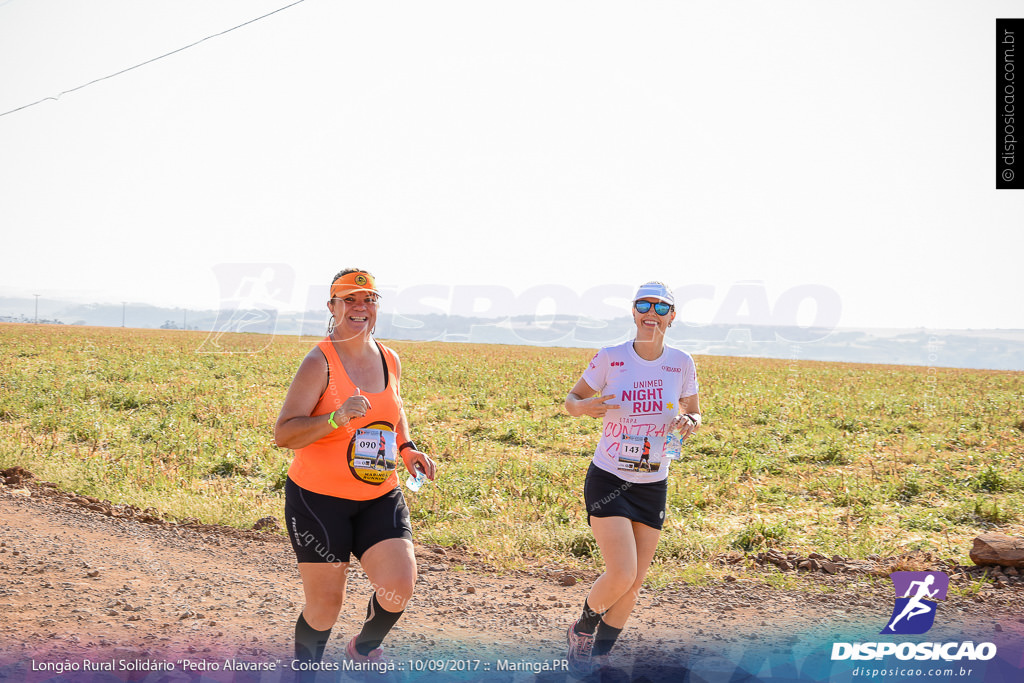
[285,477,413,563]
[584,463,668,530]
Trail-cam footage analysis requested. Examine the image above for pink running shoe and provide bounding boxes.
[566,620,596,676]
[345,636,383,663]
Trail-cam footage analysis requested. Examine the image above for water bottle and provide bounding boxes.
[405,465,427,492]
[664,433,681,461]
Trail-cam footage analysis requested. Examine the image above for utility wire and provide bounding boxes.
[0,0,307,119]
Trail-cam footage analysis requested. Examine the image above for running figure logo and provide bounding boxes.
[881,571,949,635]
[639,437,652,472]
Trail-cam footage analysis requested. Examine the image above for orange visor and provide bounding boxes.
[330,271,379,299]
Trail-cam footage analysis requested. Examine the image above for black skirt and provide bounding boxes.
[583,462,668,530]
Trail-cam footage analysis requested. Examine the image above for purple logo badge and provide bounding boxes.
[881,571,949,635]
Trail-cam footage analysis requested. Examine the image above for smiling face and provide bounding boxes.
[328,292,379,340]
[633,297,675,338]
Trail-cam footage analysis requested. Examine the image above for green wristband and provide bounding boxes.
[328,411,340,429]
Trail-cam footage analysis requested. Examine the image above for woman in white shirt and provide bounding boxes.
[563,281,701,675]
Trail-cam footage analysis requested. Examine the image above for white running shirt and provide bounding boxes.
[581,341,699,484]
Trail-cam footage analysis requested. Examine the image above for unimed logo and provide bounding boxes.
[831,571,997,663]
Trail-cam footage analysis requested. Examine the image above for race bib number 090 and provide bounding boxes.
[348,426,398,484]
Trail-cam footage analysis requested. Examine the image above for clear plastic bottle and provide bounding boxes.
[664,433,681,460]
[405,465,427,492]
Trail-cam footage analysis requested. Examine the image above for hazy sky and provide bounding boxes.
[1,1,1022,329]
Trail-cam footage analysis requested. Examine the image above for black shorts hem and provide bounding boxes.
[285,477,413,564]
[583,463,667,530]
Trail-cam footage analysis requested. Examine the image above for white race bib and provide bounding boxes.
[617,433,665,474]
[352,428,397,473]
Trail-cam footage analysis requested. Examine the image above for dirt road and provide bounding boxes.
[1,476,1022,682]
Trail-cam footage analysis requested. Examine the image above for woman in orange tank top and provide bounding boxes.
[275,268,436,671]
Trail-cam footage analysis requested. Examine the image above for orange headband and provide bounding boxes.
[330,271,379,300]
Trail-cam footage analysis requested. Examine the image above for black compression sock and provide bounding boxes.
[294,611,332,663]
[574,598,604,635]
[592,619,624,656]
[354,594,404,655]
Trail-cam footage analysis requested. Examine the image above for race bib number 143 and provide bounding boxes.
[618,433,664,474]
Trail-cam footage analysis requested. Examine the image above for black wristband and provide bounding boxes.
[399,441,416,453]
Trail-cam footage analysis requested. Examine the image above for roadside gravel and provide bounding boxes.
[1,475,1022,681]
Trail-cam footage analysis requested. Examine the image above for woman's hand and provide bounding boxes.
[401,448,436,481]
[565,378,618,419]
[670,412,701,439]
[338,387,372,423]
[572,393,621,419]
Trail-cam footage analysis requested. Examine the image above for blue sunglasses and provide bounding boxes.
[634,300,672,316]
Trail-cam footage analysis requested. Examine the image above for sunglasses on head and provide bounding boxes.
[634,300,672,316]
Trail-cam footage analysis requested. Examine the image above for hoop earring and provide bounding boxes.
[327,316,335,334]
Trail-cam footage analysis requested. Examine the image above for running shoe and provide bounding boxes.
[566,620,596,677]
[345,636,383,663]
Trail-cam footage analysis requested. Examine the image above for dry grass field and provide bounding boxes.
[2,323,1022,586]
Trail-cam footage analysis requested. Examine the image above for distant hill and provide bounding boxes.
[1,296,1021,370]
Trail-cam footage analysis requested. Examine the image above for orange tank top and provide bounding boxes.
[288,338,403,500]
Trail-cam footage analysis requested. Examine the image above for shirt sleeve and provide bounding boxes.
[580,348,609,393]
[680,353,699,398]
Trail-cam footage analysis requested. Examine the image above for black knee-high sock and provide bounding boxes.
[592,619,623,656]
[295,611,332,663]
[353,594,404,655]
[574,598,604,635]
